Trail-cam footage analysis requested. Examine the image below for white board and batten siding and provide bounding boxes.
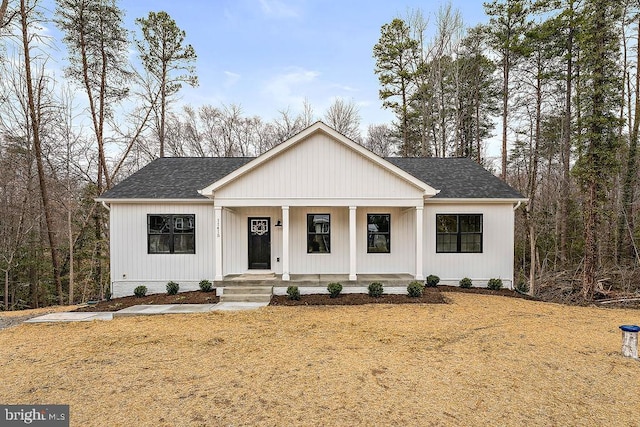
[109,203,215,297]
[423,202,516,288]
[356,207,415,274]
[213,132,425,207]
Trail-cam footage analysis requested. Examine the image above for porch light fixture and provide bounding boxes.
[275,220,282,227]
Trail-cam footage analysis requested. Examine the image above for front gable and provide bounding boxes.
[199,122,438,207]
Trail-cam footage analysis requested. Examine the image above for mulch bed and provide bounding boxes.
[270,288,447,305]
[74,290,219,312]
[437,285,537,299]
[74,285,536,312]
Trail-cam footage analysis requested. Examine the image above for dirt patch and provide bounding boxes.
[1,293,638,426]
[74,290,219,312]
[270,288,447,305]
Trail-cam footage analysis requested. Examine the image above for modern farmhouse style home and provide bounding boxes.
[97,122,526,298]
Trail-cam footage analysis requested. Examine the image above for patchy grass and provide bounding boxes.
[0,293,638,426]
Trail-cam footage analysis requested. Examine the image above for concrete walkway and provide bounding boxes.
[23,301,269,324]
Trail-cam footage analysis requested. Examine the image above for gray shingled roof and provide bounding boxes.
[99,156,524,200]
[99,157,253,199]
[384,157,525,199]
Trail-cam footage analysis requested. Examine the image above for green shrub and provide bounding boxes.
[199,280,213,292]
[286,286,301,301]
[327,282,342,298]
[425,274,440,288]
[487,278,503,290]
[368,282,384,298]
[166,281,180,295]
[459,277,472,288]
[134,285,147,298]
[515,280,529,294]
[407,280,425,297]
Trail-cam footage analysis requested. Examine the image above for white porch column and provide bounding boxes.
[415,206,424,280]
[214,206,223,282]
[349,206,357,281]
[282,206,290,281]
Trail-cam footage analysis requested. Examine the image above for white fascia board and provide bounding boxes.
[198,121,439,197]
[95,198,213,204]
[424,198,529,204]
[213,197,424,208]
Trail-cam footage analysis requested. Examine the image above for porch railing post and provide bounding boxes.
[415,206,424,280]
[214,206,223,282]
[349,206,357,281]
[282,206,290,281]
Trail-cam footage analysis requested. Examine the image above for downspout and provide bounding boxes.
[513,201,522,211]
[101,201,110,211]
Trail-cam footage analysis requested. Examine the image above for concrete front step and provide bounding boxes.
[220,293,272,303]
[223,286,273,295]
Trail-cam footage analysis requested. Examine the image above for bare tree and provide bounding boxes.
[0,0,18,30]
[18,0,64,304]
[323,98,361,141]
[363,124,397,156]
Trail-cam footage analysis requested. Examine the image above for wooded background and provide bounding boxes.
[1,0,637,309]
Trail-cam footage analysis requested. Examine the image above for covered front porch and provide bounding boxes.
[212,205,426,284]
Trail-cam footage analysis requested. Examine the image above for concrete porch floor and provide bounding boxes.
[222,273,415,286]
[220,273,417,297]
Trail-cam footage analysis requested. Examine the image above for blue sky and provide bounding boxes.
[105,0,489,130]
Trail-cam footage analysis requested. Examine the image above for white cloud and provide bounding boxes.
[262,67,320,106]
[258,0,300,18]
[329,84,358,93]
[224,71,241,87]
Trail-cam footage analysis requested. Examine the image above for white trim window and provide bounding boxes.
[148,214,195,254]
[307,214,330,253]
[436,214,482,253]
[367,214,390,253]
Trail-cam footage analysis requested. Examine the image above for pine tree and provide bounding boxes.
[573,0,624,299]
[484,0,530,179]
[373,18,420,156]
[135,11,198,158]
[55,0,130,191]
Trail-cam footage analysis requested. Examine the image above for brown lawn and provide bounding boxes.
[0,293,638,426]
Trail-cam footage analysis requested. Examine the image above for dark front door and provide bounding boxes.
[248,217,271,269]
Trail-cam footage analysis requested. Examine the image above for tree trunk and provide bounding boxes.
[528,220,536,294]
[583,180,597,300]
[618,18,640,263]
[68,208,74,304]
[0,0,8,26]
[94,212,104,300]
[20,0,63,305]
[160,61,167,158]
[501,52,509,180]
[528,69,542,296]
[4,269,8,310]
[560,0,574,266]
